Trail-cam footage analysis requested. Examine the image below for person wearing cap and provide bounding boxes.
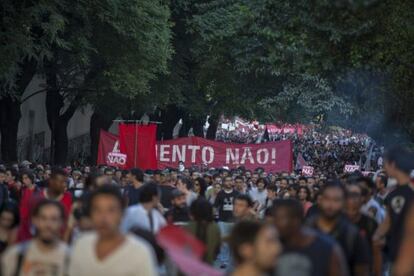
[157,169,175,210]
[20,160,32,170]
[164,189,190,224]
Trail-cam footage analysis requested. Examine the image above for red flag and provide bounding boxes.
[296,152,308,170]
[119,123,157,169]
[156,225,205,259]
[156,225,223,276]
[97,130,127,167]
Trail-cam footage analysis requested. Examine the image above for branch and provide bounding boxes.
[61,91,84,122]
[20,88,47,103]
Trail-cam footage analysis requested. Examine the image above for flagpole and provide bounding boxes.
[113,119,162,124]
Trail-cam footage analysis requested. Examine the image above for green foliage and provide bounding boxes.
[2,0,414,144]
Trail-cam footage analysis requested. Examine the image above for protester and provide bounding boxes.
[248,177,268,214]
[215,176,239,222]
[273,199,349,276]
[345,182,381,275]
[157,170,175,210]
[5,168,19,203]
[164,189,190,224]
[234,176,247,194]
[214,175,239,268]
[69,185,157,276]
[229,220,281,276]
[124,168,144,206]
[233,194,256,221]
[16,170,40,242]
[358,176,385,224]
[176,176,197,206]
[207,182,222,205]
[185,198,221,264]
[298,186,313,215]
[0,169,9,214]
[263,184,277,215]
[193,177,207,198]
[2,199,68,276]
[306,182,370,276]
[0,203,19,253]
[373,146,414,269]
[121,182,166,234]
[374,173,388,207]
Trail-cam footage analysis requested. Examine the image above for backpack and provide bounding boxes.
[13,241,30,276]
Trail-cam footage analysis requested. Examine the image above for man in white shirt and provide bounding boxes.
[69,185,157,276]
[248,178,268,213]
[359,176,385,224]
[2,199,68,276]
[121,182,166,234]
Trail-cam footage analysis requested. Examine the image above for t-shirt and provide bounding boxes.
[384,184,414,261]
[361,197,385,224]
[356,214,377,251]
[307,215,370,275]
[165,206,190,223]
[17,187,42,242]
[214,189,239,222]
[248,188,267,210]
[124,184,142,206]
[276,233,335,276]
[355,214,377,272]
[159,185,174,209]
[68,233,157,276]
[16,190,73,242]
[2,240,68,276]
[185,222,221,264]
[121,204,167,234]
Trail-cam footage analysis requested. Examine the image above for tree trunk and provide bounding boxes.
[53,120,69,165]
[45,75,81,165]
[0,59,36,163]
[90,111,113,164]
[0,96,22,163]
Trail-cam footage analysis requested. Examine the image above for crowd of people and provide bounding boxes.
[0,145,412,275]
[217,118,382,175]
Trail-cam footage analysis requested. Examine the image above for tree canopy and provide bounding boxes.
[1,0,414,163]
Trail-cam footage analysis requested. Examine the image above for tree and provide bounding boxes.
[185,0,414,143]
[0,0,67,162]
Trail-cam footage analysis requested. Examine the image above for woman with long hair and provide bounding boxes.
[185,198,221,264]
[298,186,313,215]
[193,177,207,198]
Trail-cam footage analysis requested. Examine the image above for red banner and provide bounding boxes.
[97,130,127,167]
[119,124,157,169]
[157,137,292,172]
[98,132,293,172]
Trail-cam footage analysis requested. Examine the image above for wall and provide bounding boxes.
[16,76,94,163]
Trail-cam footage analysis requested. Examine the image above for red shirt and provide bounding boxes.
[17,188,72,242]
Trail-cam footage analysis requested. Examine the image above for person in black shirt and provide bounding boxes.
[124,168,144,206]
[273,199,348,276]
[214,176,239,222]
[165,189,190,224]
[373,146,414,266]
[214,176,239,268]
[307,182,370,276]
[345,182,380,275]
